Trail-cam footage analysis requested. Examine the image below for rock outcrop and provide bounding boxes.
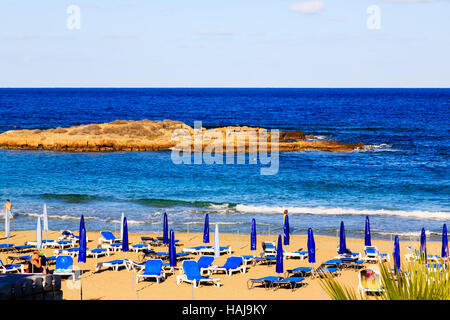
[0,120,363,153]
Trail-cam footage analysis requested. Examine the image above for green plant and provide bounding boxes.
[319,260,450,300]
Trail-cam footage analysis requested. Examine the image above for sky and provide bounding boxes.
[0,0,449,87]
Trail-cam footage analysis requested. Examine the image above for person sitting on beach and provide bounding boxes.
[2,199,12,218]
[27,250,48,274]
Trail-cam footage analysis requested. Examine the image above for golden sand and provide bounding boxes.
[0,230,441,300]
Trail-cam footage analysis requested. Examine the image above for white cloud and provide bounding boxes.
[290,1,324,14]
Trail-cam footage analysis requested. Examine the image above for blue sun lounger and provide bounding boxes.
[207,256,246,276]
[95,259,127,272]
[136,259,166,284]
[0,259,24,273]
[53,256,75,277]
[177,260,221,288]
[197,256,215,275]
[273,277,306,291]
[286,266,313,277]
[14,245,35,252]
[99,231,121,245]
[247,276,281,289]
[313,267,340,278]
[0,244,14,252]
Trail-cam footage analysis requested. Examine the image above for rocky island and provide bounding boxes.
[0,120,364,152]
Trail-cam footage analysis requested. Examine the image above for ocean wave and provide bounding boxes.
[373,230,441,238]
[234,204,450,220]
[40,193,109,203]
[16,212,97,221]
[131,198,237,209]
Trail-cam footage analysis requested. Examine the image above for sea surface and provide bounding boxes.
[0,88,448,242]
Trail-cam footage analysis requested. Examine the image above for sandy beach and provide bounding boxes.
[0,230,443,300]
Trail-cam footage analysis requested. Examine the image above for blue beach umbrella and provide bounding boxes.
[308,228,316,264]
[283,214,290,246]
[250,218,256,251]
[36,217,42,249]
[338,221,346,255]
[442,224,448,258]
[163,212,168,245]
[276,234,283,274]
[203,214,209,244]
[393,236,401,275]
[122,216,129,252]
[364,216,371,247]
[420,228,427,262]
[78,215,86,263]
[169,229,177,267]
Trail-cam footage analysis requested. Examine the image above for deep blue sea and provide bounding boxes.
[0,88,448,240]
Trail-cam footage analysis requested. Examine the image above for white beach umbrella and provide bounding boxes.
[43,203,49,232]
[214,223,220,258]
[36,216,42,249]
[120,212,125,241]
[4,208,10,239]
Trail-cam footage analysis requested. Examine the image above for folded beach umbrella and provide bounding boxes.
[250,218,256,251]
[364,216,371,247]
[36,216,42,249]
[338,221,346,254]
[276,234,283,274]
[169,229,177,267]
[163,212,168,245]
[214,223,220,258]
[78,215,87,263]
[442,224,448,259]
[43,204,49,232]
[122,216,129,252]
[203,214,209,244]
[393,235,401,275]
[4,207,10,239]
[308,228,316,264]
[283,214,290,246]
[120,212,125,241]
[420,228,427,262]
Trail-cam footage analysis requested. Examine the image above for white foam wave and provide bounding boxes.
[234,204,450,220]
[17,212,97,221]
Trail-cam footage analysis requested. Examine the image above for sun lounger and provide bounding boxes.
[0,259,24,273]
[87,248,110,259]
[13,245,35,253]
[240,255,255,266]
[0,244,14,252]
[206,256,246,276]
[358,269,384,296]
[182,246,209,254]
[405,246,439,263]
[53,255,75,277]
[197,256,215,275]
[363,246,390,263]
[284,250,308,260]
[136,259,166,283]
[54,247,80,257]
[95,259,127,272]
[98,231,122,245]
[124,259,146,272]
[261,242,277,254]
[176,260,221,288]
[247,276,281,290]
[286,266,313,277]
[131,244,151,252]
[253,256,277,266]
[7,255,32,264]
[199,246,232,255]
[313,267,340,278]
[273,277,306,291]
[100,243,122,252]
[320,259,344,269]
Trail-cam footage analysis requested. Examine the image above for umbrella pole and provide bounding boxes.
[80,269,83,300]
